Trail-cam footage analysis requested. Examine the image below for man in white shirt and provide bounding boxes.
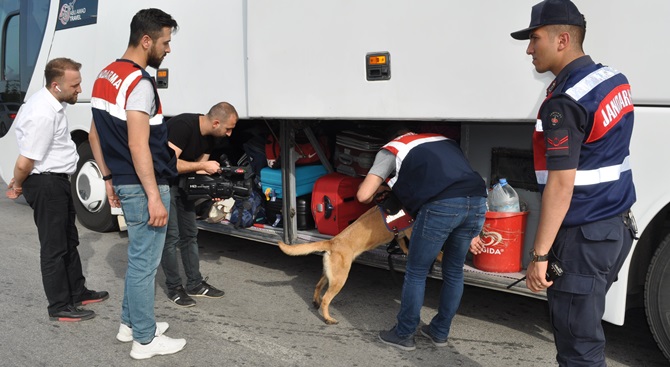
[6,58,108,322]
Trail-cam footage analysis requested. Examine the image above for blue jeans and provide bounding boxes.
[115,184,170,343]
[161,185,203,291]
[395,196,486,339]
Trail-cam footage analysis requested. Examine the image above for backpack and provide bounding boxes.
[229,179,266,228]
[265,132,330,168]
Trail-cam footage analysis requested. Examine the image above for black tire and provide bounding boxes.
[70,141,119,232]
[645,235,670,362]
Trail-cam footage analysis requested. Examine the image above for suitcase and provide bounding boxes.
[265,195,315,230]
[260,164,327,199]
[334,130,385,177]
[311,173,375,235]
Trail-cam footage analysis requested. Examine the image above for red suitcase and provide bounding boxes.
[311,173,374,235]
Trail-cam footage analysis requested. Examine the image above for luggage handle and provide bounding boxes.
[338,153,353,165]
[323,195,333,219]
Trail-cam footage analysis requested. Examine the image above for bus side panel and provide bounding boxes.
[246,0,551,120]
[45,0,249,118]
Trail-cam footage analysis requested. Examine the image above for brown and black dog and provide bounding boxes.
[278,206,414,325]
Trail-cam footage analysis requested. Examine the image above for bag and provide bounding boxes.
[265,132,330,168]
[228,153,266,228]
[229,188,266,228]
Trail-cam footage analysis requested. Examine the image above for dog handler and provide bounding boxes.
[357,125,487,351]
[511,0,637,365]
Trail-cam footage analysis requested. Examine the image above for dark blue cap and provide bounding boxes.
[511,0,586,40]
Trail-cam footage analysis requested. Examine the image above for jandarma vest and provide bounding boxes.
[91,59,176,185]
[383,133,486,217]
[533,63,636,226]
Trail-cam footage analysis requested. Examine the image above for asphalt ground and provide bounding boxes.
[0,181,667,367]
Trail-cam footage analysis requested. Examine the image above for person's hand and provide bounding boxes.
[6,178,22,199]
[469,235,485,255]
[203,161,221,175]
[147,196,168,227]
[105,181,120,208]
[526,260,553,292]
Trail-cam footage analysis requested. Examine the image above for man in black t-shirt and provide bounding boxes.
[162,102,238,307]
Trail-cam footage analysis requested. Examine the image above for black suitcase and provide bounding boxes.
[334,130,385,177]
[265,194,315,230]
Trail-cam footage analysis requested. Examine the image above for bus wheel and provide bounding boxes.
[645,234,670,361]
[70,141,119,232]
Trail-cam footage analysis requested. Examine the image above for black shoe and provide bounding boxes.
[49,305,96,322]
[168,286,196,307]
[74,289,109,306]
[419,325,449,347]
[378,326,416,351]
[187,278,225,298]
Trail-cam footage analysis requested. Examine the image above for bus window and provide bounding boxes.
[0,0,48,102]
[2,14,19,87]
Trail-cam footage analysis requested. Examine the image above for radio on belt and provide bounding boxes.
[366,52,390,81]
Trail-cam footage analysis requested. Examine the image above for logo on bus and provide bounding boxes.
[58,1,74,25]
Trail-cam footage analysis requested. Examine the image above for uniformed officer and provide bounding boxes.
[511,1,637,366]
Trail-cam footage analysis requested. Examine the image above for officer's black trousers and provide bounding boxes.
[546,214,634,367]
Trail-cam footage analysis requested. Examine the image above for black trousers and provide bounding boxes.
[22,174,86,314]
[546,213,635,367]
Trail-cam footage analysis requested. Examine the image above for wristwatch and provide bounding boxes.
[530,249,549,262]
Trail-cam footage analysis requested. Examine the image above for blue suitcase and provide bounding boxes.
[260,165,328,199]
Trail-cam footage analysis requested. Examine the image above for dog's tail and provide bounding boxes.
[278,240,331,256]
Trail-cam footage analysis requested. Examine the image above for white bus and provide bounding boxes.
[0,0,668,360]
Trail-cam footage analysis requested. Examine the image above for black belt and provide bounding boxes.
[35,172,70,179]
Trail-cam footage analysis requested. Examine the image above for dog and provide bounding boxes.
[278,206,413,325]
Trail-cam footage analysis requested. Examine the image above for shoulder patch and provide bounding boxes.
[545,129,569,156]
[549,112,563,126]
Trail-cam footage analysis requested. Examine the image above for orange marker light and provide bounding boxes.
[368,56,387,65]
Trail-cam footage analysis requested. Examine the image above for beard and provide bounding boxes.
[63,93,78,105]
[147,46,165,69]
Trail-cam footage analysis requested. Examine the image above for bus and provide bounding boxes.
[0,0,668,360]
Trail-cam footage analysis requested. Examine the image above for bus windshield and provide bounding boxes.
[0,0,49,103]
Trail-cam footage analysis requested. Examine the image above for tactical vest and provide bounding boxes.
[533,63,636,226]
[91,59,176,185]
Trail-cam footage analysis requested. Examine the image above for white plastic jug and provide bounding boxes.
[487,178,520,212]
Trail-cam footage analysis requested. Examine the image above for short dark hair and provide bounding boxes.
[384,122,412,142]
[128,8,178,47]
[547,24,586,51]
[207,102,238,121]
[44,58,81,85]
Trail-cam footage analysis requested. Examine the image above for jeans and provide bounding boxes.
[116,184,170,343]
[161,185,203,291]
[23,174,86,314]
[395,196,486,339]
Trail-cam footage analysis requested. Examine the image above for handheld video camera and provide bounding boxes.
[179,155,254,200]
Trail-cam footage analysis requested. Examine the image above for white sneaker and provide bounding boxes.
[129,334,186,360]
[116,322,170,343]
